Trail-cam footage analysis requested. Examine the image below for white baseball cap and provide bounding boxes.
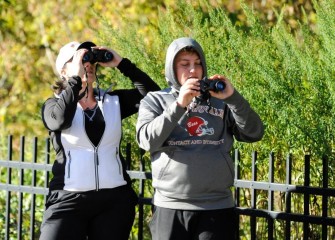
[55,41,96,75]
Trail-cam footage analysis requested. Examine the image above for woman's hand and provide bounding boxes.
[94,46,123,68]
[66,49,87,79]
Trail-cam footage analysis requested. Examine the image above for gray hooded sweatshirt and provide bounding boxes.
[136,37,264,210]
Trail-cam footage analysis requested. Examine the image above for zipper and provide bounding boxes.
[82,109,102,191]
[67,151,72,178]
[94,147,99,190]
[116,147,122,175]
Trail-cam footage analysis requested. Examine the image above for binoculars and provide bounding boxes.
[82,48,113,64]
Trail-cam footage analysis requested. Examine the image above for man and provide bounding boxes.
[136,37,264,240]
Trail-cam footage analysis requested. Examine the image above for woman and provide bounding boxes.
[39,41,160,240]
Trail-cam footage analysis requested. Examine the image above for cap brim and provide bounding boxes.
[77,41,96,50]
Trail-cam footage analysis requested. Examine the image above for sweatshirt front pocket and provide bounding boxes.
[153,150,234,199]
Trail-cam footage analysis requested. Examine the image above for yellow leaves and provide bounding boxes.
[68,19,86,32]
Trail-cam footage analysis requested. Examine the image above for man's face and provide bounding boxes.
[174,51,203,85]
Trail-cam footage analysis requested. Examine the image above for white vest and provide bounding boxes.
[60,94,126,191]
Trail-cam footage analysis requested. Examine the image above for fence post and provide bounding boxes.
[268,152,275,240]
[285,153,292,240]
[17,136,25,239]
[250,151,258,240]
[126,143,131,170]
[234,149,241,240]
[43,138,50,205]
[138,148,146,240]
[322,155,328,240]
[5,135,13,240]
[30,137,38,239]
[303,155,311,240]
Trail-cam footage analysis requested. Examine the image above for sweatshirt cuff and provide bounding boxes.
[169,101,187,120]
[223,90,244,106]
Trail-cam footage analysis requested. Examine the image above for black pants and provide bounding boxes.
[39,185,138,240]
[149,206,237,240]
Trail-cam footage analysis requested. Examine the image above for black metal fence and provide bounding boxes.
[233,151,335,239]
[0,135,335,239]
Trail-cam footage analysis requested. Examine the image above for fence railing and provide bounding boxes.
[0,135,335,239]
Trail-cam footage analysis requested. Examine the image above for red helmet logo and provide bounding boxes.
[186,116,214,136]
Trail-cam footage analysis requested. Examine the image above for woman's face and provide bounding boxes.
[63,60,97,83]
[82,62,97,83]
[174,51,203,85]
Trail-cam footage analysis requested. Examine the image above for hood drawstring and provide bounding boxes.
[78,70,89,101]
[95,65,101,101]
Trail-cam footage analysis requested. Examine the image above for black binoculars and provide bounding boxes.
[82,48,113,64]
[199,77,226,94]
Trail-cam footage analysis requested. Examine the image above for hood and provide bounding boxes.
[164,37,207,91]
